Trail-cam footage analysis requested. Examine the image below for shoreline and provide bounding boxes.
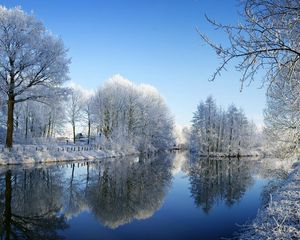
[0,145,265,166]
[0,144,140,166]
[239,157,300,240]
[189,149,264,158]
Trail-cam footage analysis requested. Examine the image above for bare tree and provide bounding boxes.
[66,89,83,143]
[83,97,94,144]
[199,0,300,88]
[0,7,70,148]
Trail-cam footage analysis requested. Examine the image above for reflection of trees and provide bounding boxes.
[0,154,174,237]
[62,163,88,219]
[0,168,68,239]
[188,157,253,213]
[86,154,173,229]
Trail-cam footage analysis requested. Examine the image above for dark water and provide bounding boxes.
[0,152,286,240]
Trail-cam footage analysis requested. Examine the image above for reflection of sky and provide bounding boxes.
[59,171,269,240]
[1,153,286,240]
[58,155,276,240]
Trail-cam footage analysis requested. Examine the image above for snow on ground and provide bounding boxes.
[193,148,264,158]
[0,144,138,165]
[240,158,300,240]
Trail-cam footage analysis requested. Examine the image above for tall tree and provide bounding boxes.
[0,6,70,148]
[66,89,83,143]
[83,96,94,145]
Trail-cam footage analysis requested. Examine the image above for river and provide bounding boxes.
[0,151,288,240]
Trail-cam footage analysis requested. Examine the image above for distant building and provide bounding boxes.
[75,133,87,142]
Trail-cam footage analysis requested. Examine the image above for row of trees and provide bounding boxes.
[92,76,174,151]
[0,97,66,142]
[189,96,257,155]
[0,74,175,152]
[0,6,174,151]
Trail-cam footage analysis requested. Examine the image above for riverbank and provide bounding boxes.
[0,144,139,165]
[240,157,300,240]
[192,149,264,158]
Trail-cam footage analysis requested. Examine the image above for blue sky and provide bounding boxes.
[1,0,266,126]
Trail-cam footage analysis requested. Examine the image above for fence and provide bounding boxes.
[1,144,104,153]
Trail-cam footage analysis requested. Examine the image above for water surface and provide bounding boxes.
[0,152,286,239]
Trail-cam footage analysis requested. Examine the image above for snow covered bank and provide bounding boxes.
[240,158,300,240]
[0,144,139,165]
[192,149,264,158]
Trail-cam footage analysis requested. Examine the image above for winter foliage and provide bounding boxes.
[0,6,174,152]
[201,0,300,157]
[92,75,175,152]
[199,0,300,239]
[0,74,175,153]
[0,6,70,147]
[264,71,300,157]
[189,96,258,155]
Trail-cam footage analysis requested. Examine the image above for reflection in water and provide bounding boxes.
[0,169,68,240]
[187,157,253,213]
[0,153,174,239]
[0,152,288,239]
[85,154,173,228]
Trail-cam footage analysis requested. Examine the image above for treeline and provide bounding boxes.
[189,96,258,155]
[0,98,66,141]
[92,76,174,151]
[0,7,175,151]
[0,75,175,152]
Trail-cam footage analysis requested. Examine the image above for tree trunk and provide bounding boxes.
[25,114,28,139]
[6,96,15,148]
[50,119,54,137]
[47,116,51,137]
[87,119,91,145]
[229,118,233,155]
[72,122,76,143]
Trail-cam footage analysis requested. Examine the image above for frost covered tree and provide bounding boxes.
[264,71,300,156]
[66,89,84,143]
[200,0,300,87]
[83,97,94,145]
[0,6,69,148]
[191,96,218,154]
[12,97,67,142]
[190,96,256,155]
[200,0,300,155]
[92,75,174,152]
